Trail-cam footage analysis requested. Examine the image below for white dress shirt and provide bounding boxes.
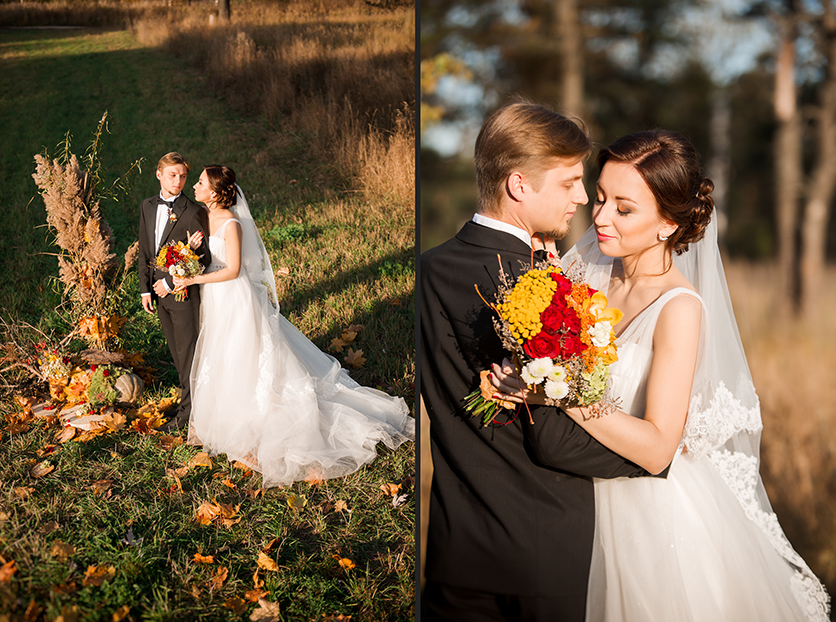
[143,193,182,298]
[471,212,531,247]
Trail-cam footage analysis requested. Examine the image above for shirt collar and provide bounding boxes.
[159,192,181,204]
[471,212,531,247]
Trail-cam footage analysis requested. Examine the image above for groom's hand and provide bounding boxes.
[141,294,156,314]
[153,279,170,298]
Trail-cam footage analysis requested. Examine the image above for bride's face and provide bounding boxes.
[193,171,217,205]
[592,161,676,258]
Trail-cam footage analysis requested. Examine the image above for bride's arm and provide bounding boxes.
[490,294,701,475]
[174,221,242,287]
[564,294,701,474]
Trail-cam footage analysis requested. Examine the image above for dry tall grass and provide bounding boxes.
[133,0,415,208]
[726,260,836,595]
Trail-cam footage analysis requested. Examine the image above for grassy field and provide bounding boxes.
[0,17,415,622]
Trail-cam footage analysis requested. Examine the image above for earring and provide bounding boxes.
[658,233,669,242]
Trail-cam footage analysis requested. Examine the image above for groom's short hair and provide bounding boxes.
[475,102,590,215]
[156,152,191,173]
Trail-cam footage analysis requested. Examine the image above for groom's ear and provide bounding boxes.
[505,171,526,203]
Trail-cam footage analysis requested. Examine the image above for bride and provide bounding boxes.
[173,165,414,487]
[491,131,829,621]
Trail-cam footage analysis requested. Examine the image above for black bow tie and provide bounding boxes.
[159,198,175,207]
[533,249,549,262]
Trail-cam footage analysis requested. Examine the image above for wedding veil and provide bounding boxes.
[564,219,829,619]
[230,185,280,316]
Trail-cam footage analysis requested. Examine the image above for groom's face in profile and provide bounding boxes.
[521,159,587,240]
[157,163,188,199]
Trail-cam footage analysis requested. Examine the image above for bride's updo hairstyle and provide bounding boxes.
[598,130,714,255]
[204,165,237,209]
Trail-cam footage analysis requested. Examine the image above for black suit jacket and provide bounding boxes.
[137,193,210,307]
[420,221,646,600]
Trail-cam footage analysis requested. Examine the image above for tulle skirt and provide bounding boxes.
[189,272,413,487]
[587,453,811,621]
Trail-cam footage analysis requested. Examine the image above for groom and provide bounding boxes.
[137,152,210,431]
[420,103,650,621]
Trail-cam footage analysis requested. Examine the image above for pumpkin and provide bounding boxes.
[114,373,144,403]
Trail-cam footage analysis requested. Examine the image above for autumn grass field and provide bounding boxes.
[0,9,415,621]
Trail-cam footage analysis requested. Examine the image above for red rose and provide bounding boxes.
[90,364,98,371]
[524,331,562,358]
[561,335,587,357]
[540,305,563,334]
[552,273,573,297]
[103,370,110,377]
[563,309,582,333]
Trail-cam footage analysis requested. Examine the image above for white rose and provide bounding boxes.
[587,321,613,348]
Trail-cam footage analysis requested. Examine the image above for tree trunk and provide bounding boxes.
[708,87,732,244]
[774,25,802,310]
[801,1,836,317]
[218,0,231,21]
[554,0,589,248]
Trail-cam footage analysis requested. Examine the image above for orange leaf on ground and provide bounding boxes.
[82,564,115,587]
[13,487,34,498]
[332,555,356,570]
[286,494,307,512]
[249,598,281,622]
[111,605,130,622]
[224,596,247,614]
[262,538,279,553]
[193,553,215,564]
[330,338,348,352]
[208,566,228,591]
[222,478,238,491]
[245,587,270,602]
[0,559,17,581]
[55,426,76,443]
[157,434,183,451]
[40,521,59,535]
[25,598,44,620]
[340,330,358,343]
[344,348,365,368]
[334,500,349,512]
[30,462,54,478]
[253,568,264,588]
[196,501,221,525]
[346,324,363,333]
[50,541,75,562]
[188,452,214,468]
[257,552,279,572]
[54,604,80,622]
[379,482,401,497]
[89,479,112,497]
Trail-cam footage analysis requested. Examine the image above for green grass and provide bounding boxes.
[0,27,414,621]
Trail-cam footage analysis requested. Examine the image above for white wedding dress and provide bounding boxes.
[563,222,830,622]
[188,191,413,487]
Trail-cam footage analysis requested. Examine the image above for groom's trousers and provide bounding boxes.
[422,580,584,622]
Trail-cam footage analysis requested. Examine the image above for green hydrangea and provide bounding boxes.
[578,360,610,404]
[87,366,122,406]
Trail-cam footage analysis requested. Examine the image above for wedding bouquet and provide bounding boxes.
[464,257,623,425]
[153,241,203,302]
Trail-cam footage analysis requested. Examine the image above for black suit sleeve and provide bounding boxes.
[522,405,653,479]
[137,201,153,295]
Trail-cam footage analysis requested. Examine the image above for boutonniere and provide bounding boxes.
[168,209,178,224]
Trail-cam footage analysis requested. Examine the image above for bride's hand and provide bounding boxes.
[489,358,547,406]
[173,275,193,289]
[187,230,203,250]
